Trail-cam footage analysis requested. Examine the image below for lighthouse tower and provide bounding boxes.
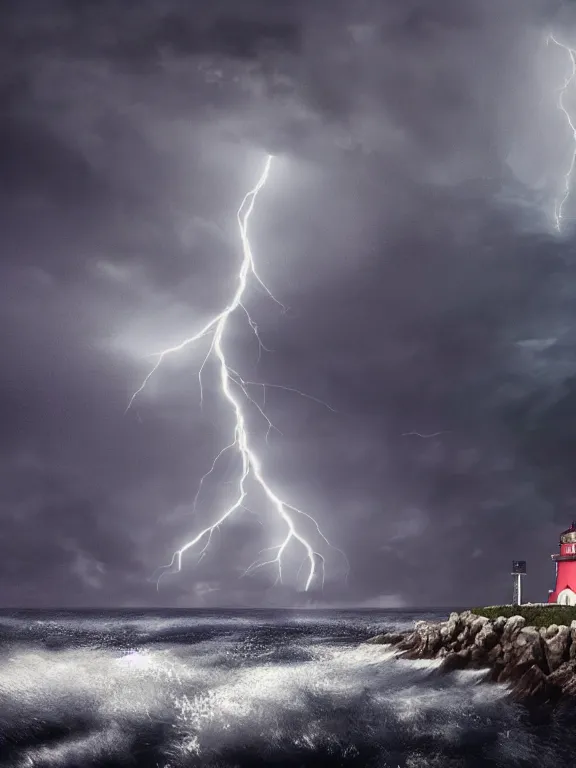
[549,521,576,605]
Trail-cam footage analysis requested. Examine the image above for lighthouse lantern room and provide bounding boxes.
[549,521,576,605]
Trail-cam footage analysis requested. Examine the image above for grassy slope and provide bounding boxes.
[472,605,576,627]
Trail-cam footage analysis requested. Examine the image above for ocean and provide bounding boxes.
[0,608,574,767]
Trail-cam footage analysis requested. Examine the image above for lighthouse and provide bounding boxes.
[549,521,576,605]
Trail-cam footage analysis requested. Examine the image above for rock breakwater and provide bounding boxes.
[367,610,576,702]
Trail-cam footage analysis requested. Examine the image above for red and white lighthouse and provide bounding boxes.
[549,522,576,605]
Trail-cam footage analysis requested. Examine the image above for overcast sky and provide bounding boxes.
[3,0,576,608]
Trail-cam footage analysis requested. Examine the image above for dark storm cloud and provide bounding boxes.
[0,0,572,608]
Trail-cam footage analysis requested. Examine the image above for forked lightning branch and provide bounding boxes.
[128,155,347,591]
[548,34,576,231]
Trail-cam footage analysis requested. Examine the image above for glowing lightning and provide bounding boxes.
[547,34,576,231]
[128,154,347,592]
[401,431,448,439]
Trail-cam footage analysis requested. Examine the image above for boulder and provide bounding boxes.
[456,630,467,645]
[474,624,499,651]
[569,621,576,660]
[547,660,576,690]
[448,611,460,627]
[365,633,387,645]
[543,625,570,673]
[502,615,526,641]
[544,624,559,639]
[366,632,405,645]
[513,627,546,671]
[396,631,419,651]
[422,625,442,654]
[470,645,488,664]
[486,642,503,664]
[469,616,489,634]
[440,617,459,641]
[561,666,576,697]
[497,628,544,683]
[493,616,508,633]
[510,663,552,701]
[440,650,470,673]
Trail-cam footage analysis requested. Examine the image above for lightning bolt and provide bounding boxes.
[547,34,576,231]
[128,154,347,592]
[401,431,447,439]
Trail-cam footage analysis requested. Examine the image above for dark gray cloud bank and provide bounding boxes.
[2,0,576,608]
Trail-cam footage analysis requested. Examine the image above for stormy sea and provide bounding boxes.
[1,609,575,767]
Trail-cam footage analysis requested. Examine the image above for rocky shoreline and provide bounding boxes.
[367,611,576,703]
